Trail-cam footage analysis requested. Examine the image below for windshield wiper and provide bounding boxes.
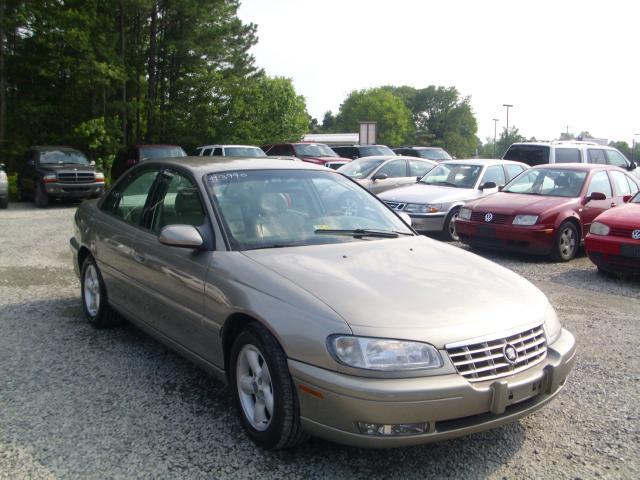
[424,181,458,188]
[245,243,307,250]
[315,228,401,238]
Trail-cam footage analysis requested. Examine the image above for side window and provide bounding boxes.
[554,148,581,163]
[408,159,433,177]
[269,145,286,156]
[481,165,506,186]
[605,149,629,168]
[202,148,213,156]
[628,177,639,195]
[587,149,607,165]
[586,171,613,198]
[102,169,159,225]
[504,164,525,181]
[610,171,631,196]
[212,148,223,156]
[150,172,206,232]
[378,160,407,178]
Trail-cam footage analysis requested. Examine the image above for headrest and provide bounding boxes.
[175,188,202,214]
[260,192,288,215]
[555,175,569,187]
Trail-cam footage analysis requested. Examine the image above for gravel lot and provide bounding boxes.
[1,201,639,479]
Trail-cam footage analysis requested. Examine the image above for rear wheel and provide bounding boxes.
[16,178,25,201]
[0,197,7,209]
[230,323,308,450]
[34,183,49,208]
[551,221,578,262]
[442,208,460,241]
[80,256,123,328]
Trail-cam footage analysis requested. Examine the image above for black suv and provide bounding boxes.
[331,144,395,159]
[16,146,105,208]
[392,146,452,161]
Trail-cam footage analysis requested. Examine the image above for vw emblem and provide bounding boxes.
[484,212,493,223]
[632,229,640,240]
[503,344,518,364]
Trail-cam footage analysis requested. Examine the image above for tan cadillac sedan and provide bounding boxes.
[70,157,576,449]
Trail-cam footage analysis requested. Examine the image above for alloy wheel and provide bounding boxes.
[83,264,101,317]
[236,344,274,431]
[559,226,577,259]
[448,211,460,241]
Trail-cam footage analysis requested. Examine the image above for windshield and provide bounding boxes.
[225,147,266,157]
[419,163,482,188]
[360,146,394,157]
[417,149,452,161]
[205,169,412,250]
[140,146,187,159]
[294,144,337,157]
[337,158,385,179]
[503,168,587,197]
[39,150,89,165]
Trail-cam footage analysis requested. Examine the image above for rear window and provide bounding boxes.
[503,145,550,166]
[554,148,581,164]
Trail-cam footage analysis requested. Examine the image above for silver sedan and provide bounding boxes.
[70,157,575,449]
[379,159,528,241]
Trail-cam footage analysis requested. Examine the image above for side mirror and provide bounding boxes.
[498,185,504,191]
[352,155,358,160]
[372,172,389,181]
[628,161,637,171]
[622,194,632,203]
[398,212,412,226]
[480,181,497,190]
[90,160,96,167]
[416,176,422,182]
[586,191,606,202]
[159,225,203,249]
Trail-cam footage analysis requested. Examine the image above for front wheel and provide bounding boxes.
[80,256,123,328]
[442,208,460,241]
[230,323,308,450]
[550,221,579,262]
[0,197,7,209]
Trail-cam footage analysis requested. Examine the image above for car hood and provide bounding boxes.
[379,184,481,204]
[467,192,576,214]
[37,164,95,173]
[301,155,351,164]
[242,236,549,348]
[594,203,640,225]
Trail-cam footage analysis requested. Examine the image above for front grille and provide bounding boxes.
[470,211,510,224]
[610,227,635,238]
[384,201,406,211]
[447,325,547,382]
[57,171,96,183]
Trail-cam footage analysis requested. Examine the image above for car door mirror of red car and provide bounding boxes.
[623,194,633,203]
[480,181,497,190]
[372,172,389,181]
[159,225,204,249]
[586,191,607,202]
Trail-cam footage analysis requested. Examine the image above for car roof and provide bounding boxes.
[31,145,82,152]
[395,146,445,150]
[441,159,526,167]
[135,144,182,148]
[141,156,326,174]
[348,155,433,162]
[197,144,262,149]
[530,163,619,171]
[508,141,612,148]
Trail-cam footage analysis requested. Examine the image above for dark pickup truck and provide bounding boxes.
[16,146,105,208]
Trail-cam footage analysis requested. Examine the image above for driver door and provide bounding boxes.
[369,160,409,194]
[581,170,614,234]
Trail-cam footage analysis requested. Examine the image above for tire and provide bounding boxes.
[16,179,25,201]
[0,197,7,209]
[230,323,308,450]
[80,256,123,328]
[550,221,579,262]
[34,182,49,208]
[442,207,460,241]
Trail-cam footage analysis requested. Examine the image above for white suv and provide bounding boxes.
[195,145,266,157]
[503,141,639,178]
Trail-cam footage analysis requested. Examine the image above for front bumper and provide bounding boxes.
[585,234,640,273]
[45,182,104,198]
[290,328,576,448]
[408,213,447,233]
[456,220,555,255]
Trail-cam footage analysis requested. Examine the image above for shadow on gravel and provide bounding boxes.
[2,199,85,212]
[1,296,526,479]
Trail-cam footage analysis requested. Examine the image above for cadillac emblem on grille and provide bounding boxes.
[503,344,518,364]
[632,229,640,240]
[484,212,493,223]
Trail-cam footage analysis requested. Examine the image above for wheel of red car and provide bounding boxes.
[230,322,308,450]
[551,221,579,262]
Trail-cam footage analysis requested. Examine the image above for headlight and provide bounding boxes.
[95,172,105,181]
[589,221,610,236]
[42,174,57,183]
[513,214,538,226]
[459,207,472,220]
[404,203,443,214]
[328,335,443,371]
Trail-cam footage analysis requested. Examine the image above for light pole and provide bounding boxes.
[492,118,499,157]
[503,104,513,138]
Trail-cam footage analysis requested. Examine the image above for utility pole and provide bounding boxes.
[492,119,499,157]
[503,104,513,139]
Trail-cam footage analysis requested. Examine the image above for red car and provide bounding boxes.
[261,142,351,169]
[585,192,640,274]
[456,164,640,261]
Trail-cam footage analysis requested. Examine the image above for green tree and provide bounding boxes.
[609,140,631,158]
[334,88,412,146]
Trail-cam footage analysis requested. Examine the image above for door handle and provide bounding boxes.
[133,252,146,263]
[610,202,617,207]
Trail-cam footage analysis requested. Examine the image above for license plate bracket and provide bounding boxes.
[620,244,640,258]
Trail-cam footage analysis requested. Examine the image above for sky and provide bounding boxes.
[237,0,640,146]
